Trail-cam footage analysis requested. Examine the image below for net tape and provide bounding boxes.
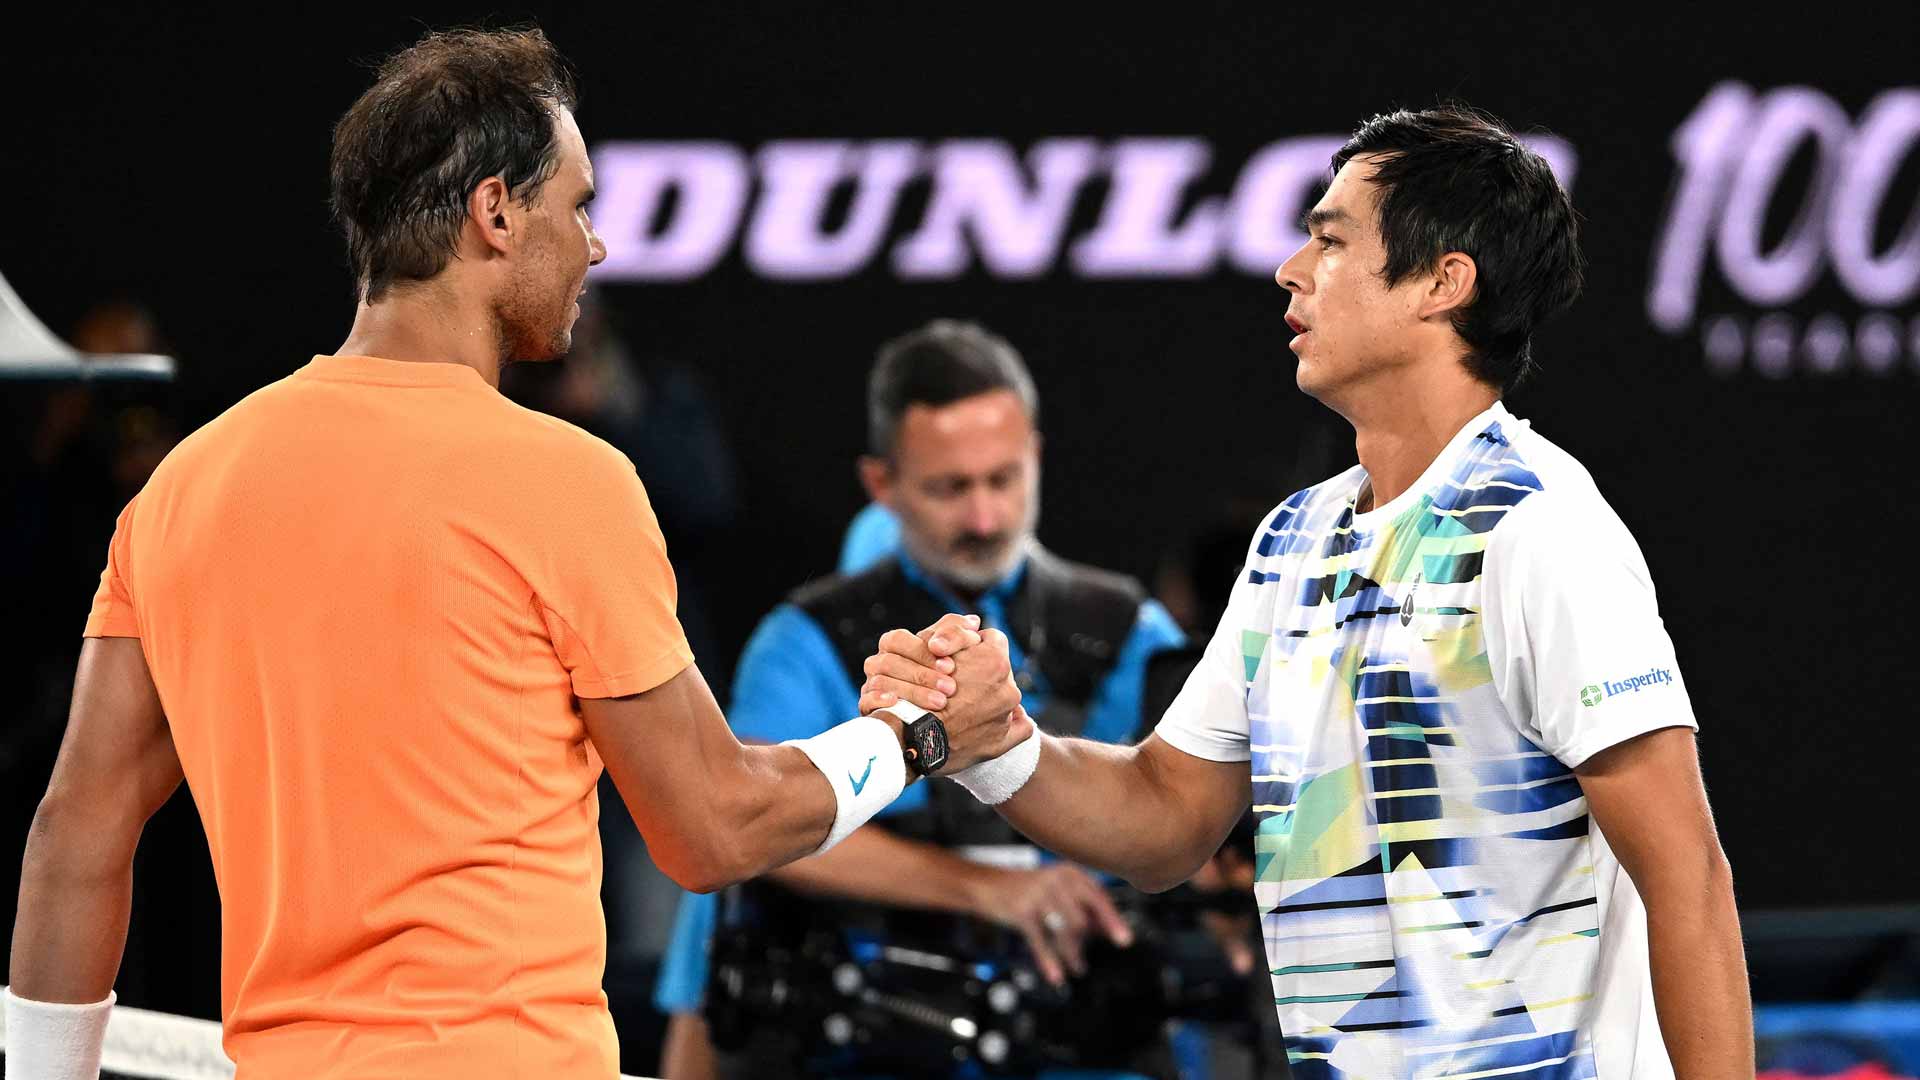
[0,999,654,1079]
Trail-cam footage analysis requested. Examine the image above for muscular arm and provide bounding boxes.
[860,634,1251,895]
[582,663,897,895]
[992,732,1250,893]
[1575,727,1752,1077]
[585,623,1019,895]
[11,637,183,1003]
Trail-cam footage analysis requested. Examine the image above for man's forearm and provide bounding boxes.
[676,718,915,893]
[995,735,1240,893]
[768,823,990,916]
[1644,852,1753,1077]
[737,733,912,864]
[10,799,136,1003]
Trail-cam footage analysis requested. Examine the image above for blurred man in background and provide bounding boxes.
[865,107,1753,1077]
[6,27,1023,1079]
[655,321,1202,1079]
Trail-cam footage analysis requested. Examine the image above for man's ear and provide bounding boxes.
[1418,251,1478,322]
[468,176,515,256]
[858,455,895,507]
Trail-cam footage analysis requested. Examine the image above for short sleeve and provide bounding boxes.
[531,444,694,699]
[725,605,858,744]
[1154,540,1260,764]
[83,497,142,639]
[1483,492,1698,768]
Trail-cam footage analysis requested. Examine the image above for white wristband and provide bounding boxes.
[873,701,927,727]
[3,986,115,1080]
[784,716,908,855]
[950,727,1042,805]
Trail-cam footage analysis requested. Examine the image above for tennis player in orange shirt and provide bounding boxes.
[5,27,1024,1079]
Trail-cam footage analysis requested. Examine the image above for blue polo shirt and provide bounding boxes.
[654,545,1186,1014]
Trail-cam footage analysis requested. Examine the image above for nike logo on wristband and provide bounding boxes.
[849,755,878,795]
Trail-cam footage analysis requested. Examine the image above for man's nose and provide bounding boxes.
[965,491,1003,534]
[1275,242,1312,294]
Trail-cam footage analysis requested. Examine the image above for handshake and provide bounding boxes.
[860,612,1034,776]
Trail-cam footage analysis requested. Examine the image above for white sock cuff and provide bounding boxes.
[3,986,116,1080]
[784,716,908,855]
[950,727,1042,805]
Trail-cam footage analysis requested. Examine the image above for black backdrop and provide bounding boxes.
[5,4,1917,1008]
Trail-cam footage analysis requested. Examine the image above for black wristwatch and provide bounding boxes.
[885,704,949,776]
[905,714,949,776]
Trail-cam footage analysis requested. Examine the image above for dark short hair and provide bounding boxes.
[1332,105,1584,390]
[329,27,578,303]
[868,321,1040,457]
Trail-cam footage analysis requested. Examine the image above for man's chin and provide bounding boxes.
[513,332,572,364]
[1294,357,1336,402]
[939,549,1027,591]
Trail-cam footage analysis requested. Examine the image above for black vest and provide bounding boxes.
[790,543,1147,847]
[706,550,1187,1071]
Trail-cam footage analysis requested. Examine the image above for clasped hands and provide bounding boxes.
[860,614,1139,985]
[860,612,1032,775]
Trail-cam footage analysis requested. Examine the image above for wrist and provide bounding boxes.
[867,710,918,787]
[873,701,945,777]
[4,987,115,1080]
[951,727,1043,805]
[958,863,1010,919]
[783,716,911,854]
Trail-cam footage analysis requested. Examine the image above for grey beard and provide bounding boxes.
[911,533,1035,593]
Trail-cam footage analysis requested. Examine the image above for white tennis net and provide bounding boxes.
[0,998,655,1079]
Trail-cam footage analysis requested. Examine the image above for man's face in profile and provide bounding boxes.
[498,107,606,362]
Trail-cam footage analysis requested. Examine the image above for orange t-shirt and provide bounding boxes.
[84,354,693,1078]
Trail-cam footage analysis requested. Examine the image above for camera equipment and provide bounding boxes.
[704,879,1255,1077]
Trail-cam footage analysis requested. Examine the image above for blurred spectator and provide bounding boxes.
[4,300,178,762]
[2,298,203,1014]
[69,300,165,357]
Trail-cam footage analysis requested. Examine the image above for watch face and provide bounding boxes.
[909,716,949,775]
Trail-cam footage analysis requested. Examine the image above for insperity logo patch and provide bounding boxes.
[1581,667,1675,707]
